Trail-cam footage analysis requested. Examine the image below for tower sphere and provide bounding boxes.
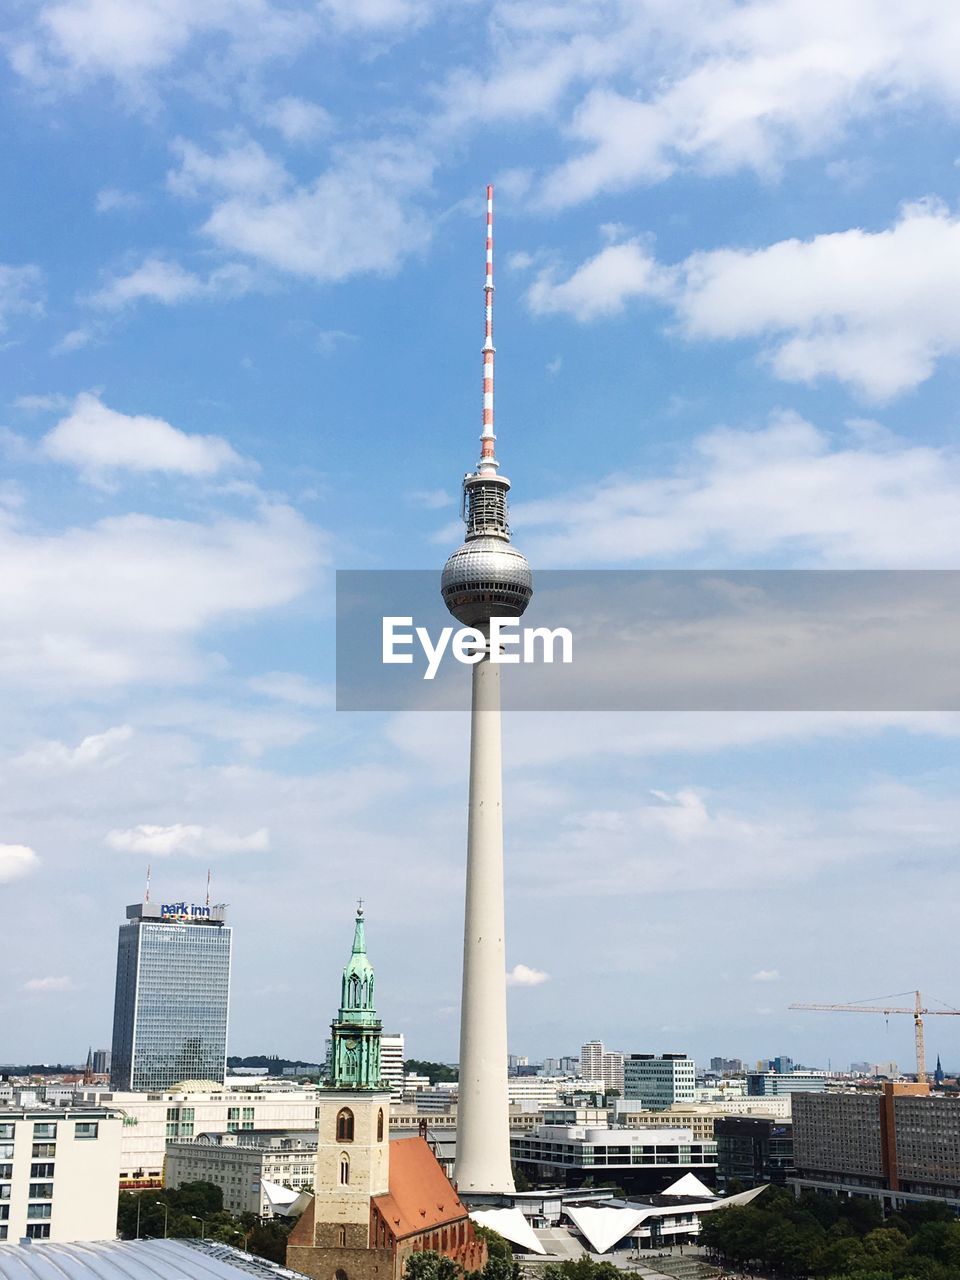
[441,535,532,628]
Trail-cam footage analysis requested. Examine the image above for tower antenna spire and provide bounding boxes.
[206,868,211,908]
[145,864,151,903]
[480,183,497,475]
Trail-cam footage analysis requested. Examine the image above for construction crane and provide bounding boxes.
[789,990,960,1083]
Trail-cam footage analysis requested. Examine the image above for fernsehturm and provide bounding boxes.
[440,185,533,1194]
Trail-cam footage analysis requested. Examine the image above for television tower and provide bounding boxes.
[441,185,533,1194]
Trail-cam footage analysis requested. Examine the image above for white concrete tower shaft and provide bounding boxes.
[456,642,514,1193]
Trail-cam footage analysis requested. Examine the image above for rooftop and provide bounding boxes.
[0,1239,309,1280]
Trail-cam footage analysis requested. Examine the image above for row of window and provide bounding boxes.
[0,1123,95,1145]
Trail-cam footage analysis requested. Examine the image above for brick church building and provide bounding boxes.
[286,907,487,1280]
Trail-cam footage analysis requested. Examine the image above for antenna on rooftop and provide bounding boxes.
[206,868,211,908]
[145,864,151,903]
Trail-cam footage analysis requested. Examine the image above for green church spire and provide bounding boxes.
[329,902,384,1090]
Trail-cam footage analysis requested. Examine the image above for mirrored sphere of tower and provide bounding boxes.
[441,536,533,627]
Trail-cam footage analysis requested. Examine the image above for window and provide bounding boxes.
[0,1206,8,1221]
[0,1126,12,1140]
[30,1163,55,1179]
[0,1166,10,1180]
[227,1107,240,1121]
[75,1122,99,1140]
[0,1188,10,1202]
[336,1109,354,1143]
[32,1144,55,1159]
[377,1109,384,1143]
[337,1226,346,1247]
[0,1227,6,1241]
[27,1204,53,1219]
[0,1146,12,1161]
[339,1154,350,1185]
[335,1269,348,1280]
[29,1184,54,1199]
[26,1224,51,1239]
[33,1124,57,1140]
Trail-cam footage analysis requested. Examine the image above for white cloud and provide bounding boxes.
[0,499,324,689]
[12,393,71,412]
[10,0,308,92]
[506,963,550,986]
[515,413,960,568]
[262,96,332,143]
[675,199,960,400]
[168,135,287,200]
[52,327,94,354]
[248,672,333,709]
[16,725,133,769]
[0,264,43,334]
[530,2,960,207]
[0,843,40,882]
[407,488,453,510]
[319,0,440,31]
[528,202,960,398]
[106,822,270,855]
[87,257,254,311]
[95,186,141,212]
[41,393,244,478]
[752,968,781,982]
[528,239,671,321]
[176,136,433,283]
[21,975,75,992]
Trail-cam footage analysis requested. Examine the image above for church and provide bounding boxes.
[287,906,487,1280]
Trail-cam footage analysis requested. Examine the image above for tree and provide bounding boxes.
[404,1251,463,1280]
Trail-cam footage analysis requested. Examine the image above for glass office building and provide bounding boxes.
[110,901,232,1091]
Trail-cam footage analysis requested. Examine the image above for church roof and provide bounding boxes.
[372,1138,469,1241]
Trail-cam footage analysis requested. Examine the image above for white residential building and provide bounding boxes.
[0,1108,122,1243]
[70,1080,322,1189]
[579,1042,624,1094]
[166,1133,317,1217]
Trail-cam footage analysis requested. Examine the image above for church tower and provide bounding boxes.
[291,905,392,1278]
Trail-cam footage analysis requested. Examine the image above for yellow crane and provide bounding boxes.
[789,990,960,1083]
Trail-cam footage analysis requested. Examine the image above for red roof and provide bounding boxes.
[374,1138,469,1240]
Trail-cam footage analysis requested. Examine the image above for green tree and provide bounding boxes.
[403,1251,464,1280]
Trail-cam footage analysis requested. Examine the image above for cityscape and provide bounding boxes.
[4,4,960,1280]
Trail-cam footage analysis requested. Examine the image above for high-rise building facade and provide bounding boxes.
[624,1054,696,1108]
[580,1040,625,1094]
[380,1034,405,1102]
[110,900,232,1092]
[790,1083,960,1209]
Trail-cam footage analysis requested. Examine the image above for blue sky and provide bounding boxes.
[4,0,960,1075]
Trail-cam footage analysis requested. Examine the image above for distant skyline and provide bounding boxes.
[3,1,960,1071]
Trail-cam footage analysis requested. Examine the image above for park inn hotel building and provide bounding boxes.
[110,900,232,1092]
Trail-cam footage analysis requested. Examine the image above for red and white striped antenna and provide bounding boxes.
[479,183,497,476]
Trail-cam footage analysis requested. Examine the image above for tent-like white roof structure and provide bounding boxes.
[261,1179,301,1213]
[660,1172,718,1198]
[0,1239,311,1280]
[566,1184,768,1254]
[470,1208,547,1255]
